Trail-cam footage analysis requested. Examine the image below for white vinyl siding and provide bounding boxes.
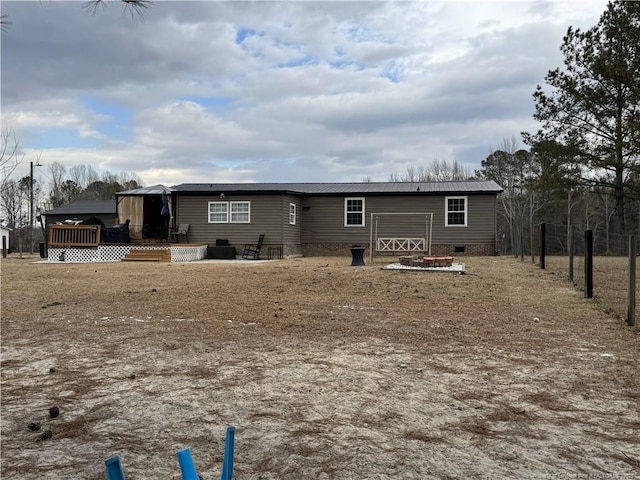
[445,196,467,227]
[345,198,365,226]
[208,202,228,223]
[230,201,250,223]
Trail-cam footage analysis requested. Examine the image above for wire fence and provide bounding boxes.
[533,223,637,327]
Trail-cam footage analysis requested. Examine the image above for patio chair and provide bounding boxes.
[242,234,265,260]
[170,223,189,243]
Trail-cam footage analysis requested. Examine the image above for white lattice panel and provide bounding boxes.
[47,245,207,263]
[170,245,207,262]
[377,238,426,253]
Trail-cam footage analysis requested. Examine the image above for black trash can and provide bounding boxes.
[350,245,365,266]
[39,241,47,259]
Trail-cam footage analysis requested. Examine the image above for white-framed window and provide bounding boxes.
[289,203,296,225]
[445,196,467,227]
[345,197,365,226]
[230,201,250,223]
[208,202,228,223]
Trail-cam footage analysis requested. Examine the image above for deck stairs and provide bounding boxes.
[122,249,171,262]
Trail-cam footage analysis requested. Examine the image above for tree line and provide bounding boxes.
[480,1,639,256]
[392,1,639,257]
[0,154,142,252]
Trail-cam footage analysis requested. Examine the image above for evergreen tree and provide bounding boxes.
[524,0,640,238]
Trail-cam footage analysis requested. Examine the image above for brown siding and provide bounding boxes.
[282,195,301,245]
[175,194,301,247]
[301,193,497,246]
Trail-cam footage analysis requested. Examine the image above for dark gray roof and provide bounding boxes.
[116,184,174,196]
[44,200,115,215]
[171,180,502,195]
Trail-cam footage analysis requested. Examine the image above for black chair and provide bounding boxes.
[242,234,265,260]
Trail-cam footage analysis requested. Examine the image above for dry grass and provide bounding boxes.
[544,255,637,323]
[1,254,639,479]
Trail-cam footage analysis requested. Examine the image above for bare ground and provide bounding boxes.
[1,255,639,480]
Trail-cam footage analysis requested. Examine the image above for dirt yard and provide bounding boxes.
[1,255,638,480]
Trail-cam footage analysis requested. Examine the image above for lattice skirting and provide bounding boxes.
[47,245,207,263]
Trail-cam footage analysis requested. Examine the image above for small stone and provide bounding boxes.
[40,430,53,440]
[151,288,157,292]
[49,407,60,418]
[49,367,57,373]
[128,373,136,380]
[27,421,41,432]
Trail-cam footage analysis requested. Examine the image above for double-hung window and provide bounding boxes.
[208,202,228,223]
[230,201,250,223]
[345,198,365,227]
[445,196,467,227]
[208,201,251,223]
[289,203,296,225]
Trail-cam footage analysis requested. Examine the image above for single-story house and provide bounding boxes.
[122,180,502,257]
[43,200,117,230]
[1,225,11,252]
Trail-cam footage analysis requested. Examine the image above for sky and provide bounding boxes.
[1,0,610,189]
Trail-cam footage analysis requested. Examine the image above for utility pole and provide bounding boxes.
[29,160,43,254]
[30,161,34,254]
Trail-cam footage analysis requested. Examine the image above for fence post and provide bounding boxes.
[540,222,546,269]
[568,226,574,282]
[628,235,636,327]
[584,230,593,298]
[2,236,6,258]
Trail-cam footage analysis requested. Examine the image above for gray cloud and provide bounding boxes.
[1,1,608,185]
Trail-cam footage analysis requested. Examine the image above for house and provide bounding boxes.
[1,224,11,253]
[43,200,117,230]
[158,180,503,257]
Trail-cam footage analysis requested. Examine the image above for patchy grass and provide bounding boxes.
[1,254,639,479]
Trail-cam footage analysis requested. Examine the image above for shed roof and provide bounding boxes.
[170,180,502,195]
[116,184,174,196]
[43,200,115,215]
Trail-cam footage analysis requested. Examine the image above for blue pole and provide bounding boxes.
[220,426,236,480]
[176,448,200,480]
[105,456,126,480]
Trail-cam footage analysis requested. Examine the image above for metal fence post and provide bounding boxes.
[568,226,574,282]
[628,235,636,327]
[540,222,546,269]
[585,230,593,298]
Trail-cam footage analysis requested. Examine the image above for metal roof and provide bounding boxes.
[116,184,175,196]
[43,200,116,215]
[171,180,502,195]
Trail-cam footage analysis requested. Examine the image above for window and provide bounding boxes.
[289,203,296,225]
[208,202,228,223]
[230,201,250,223]
[345,198,365,226]
[208,201,251,223]
[445,196,467,227]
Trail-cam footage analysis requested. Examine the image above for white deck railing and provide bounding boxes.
[376,237,426,253]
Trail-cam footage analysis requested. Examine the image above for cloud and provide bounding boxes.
[1,0,609,187]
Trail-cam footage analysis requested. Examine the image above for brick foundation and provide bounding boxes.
[301,242,497,257]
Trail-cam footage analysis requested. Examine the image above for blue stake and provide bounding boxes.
[105,456,126,480]
[220,426,236,480]
[177,448,200,480]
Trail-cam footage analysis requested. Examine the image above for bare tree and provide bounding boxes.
[1,0,152,30]
[388,159,472,182]
[0,127,22,191]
